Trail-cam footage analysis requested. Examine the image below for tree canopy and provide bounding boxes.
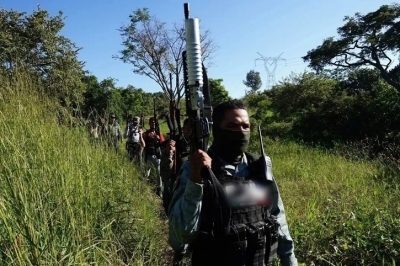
[115,8,218,102]
[209,78,231,107]
[243,70,262,92]
[0,7,85,109]
[303,3,400,91]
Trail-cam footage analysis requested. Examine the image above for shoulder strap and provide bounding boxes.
[198,149,231,236]
[208,149,223,178]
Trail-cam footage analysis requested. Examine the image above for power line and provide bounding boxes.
[254,52,286,89]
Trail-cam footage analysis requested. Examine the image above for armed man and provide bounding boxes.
[124,115,145,164]
[168,100,298,266]
[143,117,165,197]
[160,118,191,215]
[168,4,297,265]
[107,114,122,153]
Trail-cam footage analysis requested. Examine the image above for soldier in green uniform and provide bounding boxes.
[107,114,122,153]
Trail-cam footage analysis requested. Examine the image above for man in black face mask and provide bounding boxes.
[168,100,298,266]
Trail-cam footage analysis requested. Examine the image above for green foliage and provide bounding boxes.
[0,70,169,265]
[3,69,400,265]
[115,8,217,102]
[0,7,85,110]
[269,72,336,120]
[81,75,171,127]
[263,121,293,139]
[303,3,400,91]
[242,91,272,134]
[243,70,262,92]
[208,78,231,107]
[81,75,110,118]
[263,70,400,146]
[247,140,400,265]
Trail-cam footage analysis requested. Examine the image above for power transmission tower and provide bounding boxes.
[255,52,286,89]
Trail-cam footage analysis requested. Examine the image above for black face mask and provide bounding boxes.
[212,128,251,162]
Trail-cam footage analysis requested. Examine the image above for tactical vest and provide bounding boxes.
[144,130,162,158]
[191,152,279,266]
[127,124,140,143]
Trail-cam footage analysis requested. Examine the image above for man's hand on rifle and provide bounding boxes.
[166,140,176,154]
[189,149,211,184]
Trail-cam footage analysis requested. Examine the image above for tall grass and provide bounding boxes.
[249,137,400,265]
[0,73,169,265]
[2,71,399,265]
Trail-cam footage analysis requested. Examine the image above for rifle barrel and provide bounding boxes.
[184,3,190,19]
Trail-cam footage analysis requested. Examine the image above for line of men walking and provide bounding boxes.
[87,113,165,197]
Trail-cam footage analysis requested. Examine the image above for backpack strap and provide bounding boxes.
[128,125,139,138]
[200,149,231,236]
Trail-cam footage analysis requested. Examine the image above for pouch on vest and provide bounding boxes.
[245,221,266,266]
[265,215,279,263]
[145,138,162,159]
[229,223,247,265]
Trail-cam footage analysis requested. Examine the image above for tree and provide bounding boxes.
[0,7,85,108]
[208,78,231,107]
[243,70,262,91]
[303,4,400,91]
[115,8,218,103]
[82,75,108,117]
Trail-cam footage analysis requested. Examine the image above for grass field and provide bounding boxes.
[1,72,399,265]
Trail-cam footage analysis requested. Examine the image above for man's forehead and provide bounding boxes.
[222,109,249,122]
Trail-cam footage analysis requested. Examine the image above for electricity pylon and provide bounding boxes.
[255,52,286,89]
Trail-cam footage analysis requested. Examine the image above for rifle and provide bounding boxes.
[183,3,230,237]
[140,98,145,130]
[153,97,160,137]
[152,97,163,159]
[166,73,183,174]
[125,110,130,126]
[183,3,212,154]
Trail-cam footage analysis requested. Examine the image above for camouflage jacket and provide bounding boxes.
[108,121,122,140]
[160,136,190,181]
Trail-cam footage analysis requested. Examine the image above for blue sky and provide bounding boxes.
[1,0,395,99]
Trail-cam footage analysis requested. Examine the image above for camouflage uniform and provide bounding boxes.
[108,120,122,153]
[160,135,190,214]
